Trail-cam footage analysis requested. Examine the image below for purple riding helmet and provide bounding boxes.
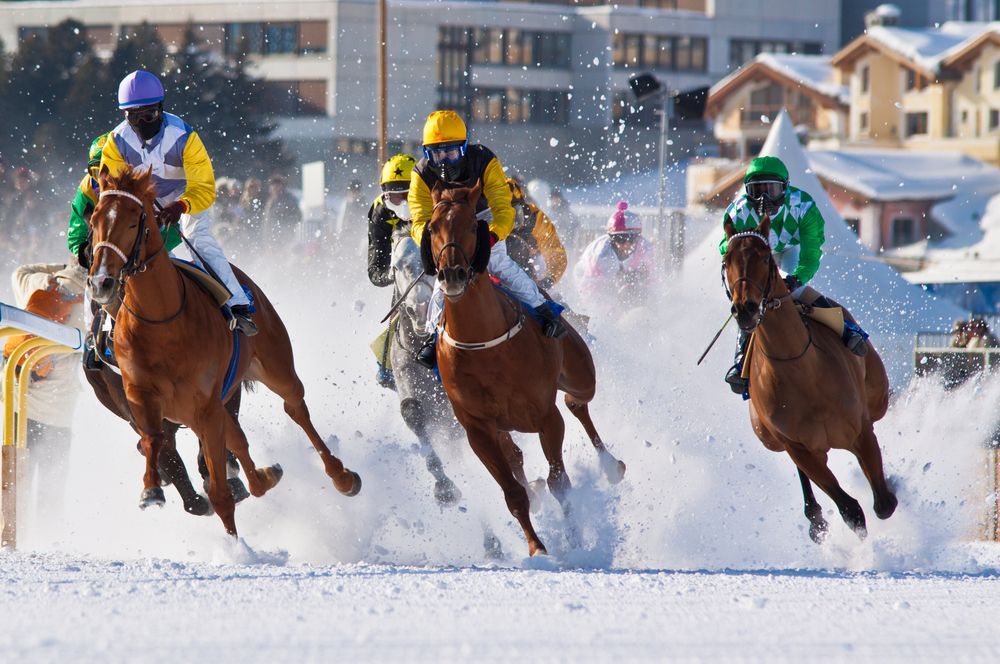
[118,70,165,110]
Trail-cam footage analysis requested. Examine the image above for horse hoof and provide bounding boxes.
[184,494,213,517]
[434,479,462,507]
[875,493,898,520]
[339,471,362,497]
[854,525,868,540]
[228,477,251,504]
[139,487,166,510]
[529,543,548,557]
[808,520,829,545]
[266,463,284,486]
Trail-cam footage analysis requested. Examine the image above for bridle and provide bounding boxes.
[92,189,185,325]
[721,230,792,327]
[430,199,481,299]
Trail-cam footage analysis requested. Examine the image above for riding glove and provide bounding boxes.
[783,274,802,292]
[158,200,188,227]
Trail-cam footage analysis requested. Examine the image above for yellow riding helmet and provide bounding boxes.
[422,110,467,147]
[380,154,416,192]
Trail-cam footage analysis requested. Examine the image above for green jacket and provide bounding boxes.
[718,185,825,284]
[67,174,182,256]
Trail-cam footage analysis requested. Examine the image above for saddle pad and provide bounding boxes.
[370,323,396,370]
[170,258,231,307]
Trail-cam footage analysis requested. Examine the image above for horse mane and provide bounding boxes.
[439,186,477,204]
[99,165,158,205]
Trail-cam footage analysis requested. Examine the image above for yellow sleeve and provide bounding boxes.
[99,135,127,177]
[482,158,514,240]
[409,171,433,244]
[532,209,567,285]
[79,174,98,204]
[179,131,216,214]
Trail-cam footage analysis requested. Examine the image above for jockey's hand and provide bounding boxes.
[783,274,802,292]
[158,200,188,227]
[489,231,499,247]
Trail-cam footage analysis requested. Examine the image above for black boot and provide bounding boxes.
[415,336,437,369]
[842,320,869,357]
[228,305,258,337]
[534,303,567,338]
[724,329,751,395]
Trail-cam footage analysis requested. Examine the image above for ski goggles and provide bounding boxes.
[609,232,640,246]
[125,105,161,124]
[423,141,467,166]
[745,179,787,202]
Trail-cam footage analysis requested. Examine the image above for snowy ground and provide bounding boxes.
[2,205,1000,661]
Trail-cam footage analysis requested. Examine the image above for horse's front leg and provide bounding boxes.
[126,390,167,510]
[798,468,828,544]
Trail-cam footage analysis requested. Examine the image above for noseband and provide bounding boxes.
[430,200,482,298]
[722,230,790,327]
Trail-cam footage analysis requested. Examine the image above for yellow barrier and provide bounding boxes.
[0,307,83,550]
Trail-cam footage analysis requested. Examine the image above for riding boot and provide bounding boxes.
[226,304,258,337]
[376,363,397,391]
[811,297,868,357]
[534,302,567,338]
[416,335,437,370]
[724,329,751,395]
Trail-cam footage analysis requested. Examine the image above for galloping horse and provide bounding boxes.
[723,215,897,542]
[86,166,360,536]
[388,225,462,506]
[422,182,624,556]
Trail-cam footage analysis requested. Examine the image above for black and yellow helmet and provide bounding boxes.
[380,154,416,193]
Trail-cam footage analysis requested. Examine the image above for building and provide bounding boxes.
[0,0,840,185]
[705,53,849,159]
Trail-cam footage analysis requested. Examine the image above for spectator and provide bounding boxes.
[240,177,265,230]
[966,318,999,349]
[213,177,243,244]
[950,319,970,349]
[262,174,302,238]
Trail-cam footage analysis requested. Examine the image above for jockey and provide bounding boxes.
[368,153,416,287]
[721,155,867,395]
[68,132,182,266]
[98,70,257,336]
[573,201,655,301]
[505,176,567,290]
[409,110,566,368]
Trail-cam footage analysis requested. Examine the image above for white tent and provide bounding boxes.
[686,109,963,384]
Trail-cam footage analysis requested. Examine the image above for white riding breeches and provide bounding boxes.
[178,212,249,307]
[428,239,545,326]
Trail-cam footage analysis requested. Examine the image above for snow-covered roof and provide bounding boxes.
[904,192,1000,284]
[807,149,1000,206]
[852,22,995,74]
[709,54,848,110]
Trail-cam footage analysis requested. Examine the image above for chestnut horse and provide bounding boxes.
[422,182,624,556]
[86,167,360,536]
[723,216,897,542]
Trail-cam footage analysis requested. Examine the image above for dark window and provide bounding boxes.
[612,33,706,71]
[861,65,870,93]
[225,23,264,55]
[994,61,1000,89]
[892,217,916,247]
[471,87,569,125]
[905,111,929,136]
[845,218,860,236]
[740,84,813,126]
[438,26,473,117]
[264,23,298,55]
[17,26,49,44]
[990,109,1000,130]
[469,26,569,68]
[906,69,917,91]
[728,38,822,70]
[860,111,869,131]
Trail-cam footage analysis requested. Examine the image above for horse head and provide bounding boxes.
[391,227,434,335]
[723,214,781,332]
[87,166,159,305]
[422,180,490,301]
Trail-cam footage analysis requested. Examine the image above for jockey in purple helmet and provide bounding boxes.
[99,70,257,335]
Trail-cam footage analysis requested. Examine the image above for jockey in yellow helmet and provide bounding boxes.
[409,111,566,367]
[368,153,417,287]
[505,176,568,290]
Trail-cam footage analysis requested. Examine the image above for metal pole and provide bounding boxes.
[377,0,388,167]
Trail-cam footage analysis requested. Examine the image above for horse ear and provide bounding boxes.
[471,220,491,274]
[469,179,483,207]
[723,215,736,239]
[420,224,437,276]
[430,180,446,204]
[758,213,772,239]
[98,165,112,192]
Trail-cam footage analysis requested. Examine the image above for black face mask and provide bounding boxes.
[127,105,164,142]
[433,158,466,183]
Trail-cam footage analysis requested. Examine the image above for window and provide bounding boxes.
[892,217,917,247]
[265,23,297,54]
[728,38,822,70]
[471,87,569,125]
[860,111,869,131]
[905,111,929,136]
[225,23,264,55]
[990,109,1000,131]
[469,27,570,69]
[612,33,706,71]
[17,26,49,44]
[260,80,327,116]
[845,218,860,236]
[438,27,473,116]
[976,66,982,93]
[962,109,969,124]
[861,65,870,93]
[224,22,326,55]
[905,69,917,91]
[994,61,1000,89]
[739,83,812,126]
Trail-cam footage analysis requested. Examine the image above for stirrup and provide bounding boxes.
[415,337,437,370]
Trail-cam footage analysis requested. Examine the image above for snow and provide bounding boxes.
[905,191,1000,286]
[866,23,991,74]
[755,54,848,105]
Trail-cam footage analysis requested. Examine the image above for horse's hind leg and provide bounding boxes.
[786,444,867,539]
[564,395,625,483]
[221,412,283,498]
[251,359,360,496]
[798,469,829,544]
[538,407,572,516]
[853,422,898,520]
[400,397,460,507]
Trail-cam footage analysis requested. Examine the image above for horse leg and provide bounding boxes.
[565,395,625,483]
[400,397,460,507]
[785,444,867,539]
[194,410,237,536]
[798,469,829,544]
[498,431,543,512]
[221,411,283,498]
[157,423,212,516]
[466,424,546,556]
[126,394,167,510]
[853,422,898,520]
[538,407,573,514]
[252,360,360,496]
